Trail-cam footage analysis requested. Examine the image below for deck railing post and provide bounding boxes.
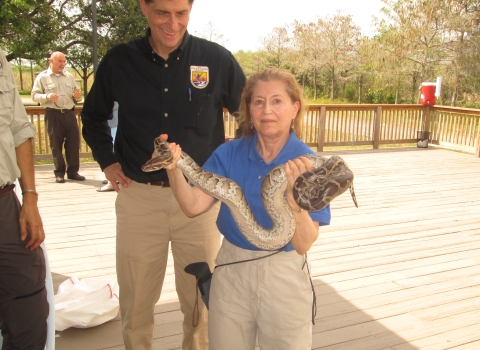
[373,106,382,149]
[424,106,431,133]
[317,106,326,152]
[476,133,480,158]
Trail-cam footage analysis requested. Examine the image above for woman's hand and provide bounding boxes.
[284,156,313,210]
[154,134,216,217]
[285,156,319,255]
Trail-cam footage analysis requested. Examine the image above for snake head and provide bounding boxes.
[141,155,172,172]
[141,137,174,172]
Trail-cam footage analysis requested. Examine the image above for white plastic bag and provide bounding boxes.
[54,277,119,331]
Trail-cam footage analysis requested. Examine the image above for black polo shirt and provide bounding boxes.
[81,30,246,183]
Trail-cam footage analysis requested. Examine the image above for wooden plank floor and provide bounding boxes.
[33,147,480,350]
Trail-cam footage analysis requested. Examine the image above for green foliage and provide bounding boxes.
[303,86,315,100]
[2,0,480,105]
[1,0,146,64]
[97,0,147,52]
[458,101,480,109]
[365,87,396,104]
[344,85,356,102]
[0,0,58,61]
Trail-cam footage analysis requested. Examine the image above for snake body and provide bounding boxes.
[142,138,357,250]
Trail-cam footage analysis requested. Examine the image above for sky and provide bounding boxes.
[188,0,386,53]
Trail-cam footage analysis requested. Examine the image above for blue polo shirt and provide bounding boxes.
[202,132,331,251]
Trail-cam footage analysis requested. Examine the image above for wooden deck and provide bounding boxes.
[34,147,480,350]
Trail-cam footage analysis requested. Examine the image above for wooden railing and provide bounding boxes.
[25,104,480,160]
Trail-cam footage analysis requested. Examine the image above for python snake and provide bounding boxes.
[142,137,358,250]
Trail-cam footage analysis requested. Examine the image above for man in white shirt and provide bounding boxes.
[31,51,85,183]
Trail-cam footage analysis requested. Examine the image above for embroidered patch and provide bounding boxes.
[190,66,209,89]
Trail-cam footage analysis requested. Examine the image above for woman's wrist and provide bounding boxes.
[291,206,304,213]
[22,189,38,196]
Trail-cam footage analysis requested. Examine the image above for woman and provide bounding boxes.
[163,68,331,349]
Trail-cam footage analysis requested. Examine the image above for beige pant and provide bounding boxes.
[209,239,313,350]
[116,181,221,350]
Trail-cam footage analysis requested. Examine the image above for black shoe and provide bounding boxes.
[67,173,86,181]
[56,176,65,183]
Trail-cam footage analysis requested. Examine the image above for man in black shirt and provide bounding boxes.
[81,0,246,349]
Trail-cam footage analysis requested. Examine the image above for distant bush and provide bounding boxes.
[344,85,356,102]
[365,87,396,104]
[458,101,480,109]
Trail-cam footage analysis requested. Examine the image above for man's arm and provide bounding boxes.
[31,74,47,104]
[81,52,131,190]
[15,138,45,250]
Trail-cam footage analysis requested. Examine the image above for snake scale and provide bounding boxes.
[142,137,358,250]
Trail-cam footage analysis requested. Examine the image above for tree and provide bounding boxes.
[0,0,58,62]
[72,0,146,92]
[233,50,263,77]
[317,12,362,101]
[377,0,452,103]
[1,0,146,93]
[441,0,480,105]
[193,20,228,47]
[260,27,293,69]
[292,20,325,99]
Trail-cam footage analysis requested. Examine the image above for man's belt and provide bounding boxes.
[46,107,75,114]
[0,184,15,198]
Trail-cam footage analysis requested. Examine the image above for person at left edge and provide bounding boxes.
[31,51,85,184]
[80,0,246,349]
[0,49,49,350]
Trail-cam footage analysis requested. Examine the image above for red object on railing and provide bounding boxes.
[420,83,436,106]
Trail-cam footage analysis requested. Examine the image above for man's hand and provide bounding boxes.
[72,89,82,101]
[46,93,59,102]
[19,195,45,250]
[104,162,132,192]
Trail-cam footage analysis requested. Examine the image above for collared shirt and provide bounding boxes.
[202,132,332,251]
[31,67,79,110]
[0,50,36,187]
[81,29,246,183]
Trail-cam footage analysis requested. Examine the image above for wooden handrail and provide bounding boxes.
[25,104,480,159]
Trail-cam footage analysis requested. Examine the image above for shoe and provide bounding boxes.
[56,176,65,183]
[67,173,86,181]
[101,179,108,184]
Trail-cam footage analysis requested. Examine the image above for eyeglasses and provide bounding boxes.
[54,94,67,109]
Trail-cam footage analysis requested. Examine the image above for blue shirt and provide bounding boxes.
[202,132,331,251]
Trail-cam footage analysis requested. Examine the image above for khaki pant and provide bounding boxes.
[116,181,220,350]
[209,239,313,350]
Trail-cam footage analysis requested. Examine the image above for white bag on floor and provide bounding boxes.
[54,277,119,331]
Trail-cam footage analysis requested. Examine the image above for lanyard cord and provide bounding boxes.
[214,249,282,270]
[303,252,317,325]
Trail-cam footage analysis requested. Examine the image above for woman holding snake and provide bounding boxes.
[161,68,331,349]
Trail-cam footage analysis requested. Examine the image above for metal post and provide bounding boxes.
[92,0,98,76]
